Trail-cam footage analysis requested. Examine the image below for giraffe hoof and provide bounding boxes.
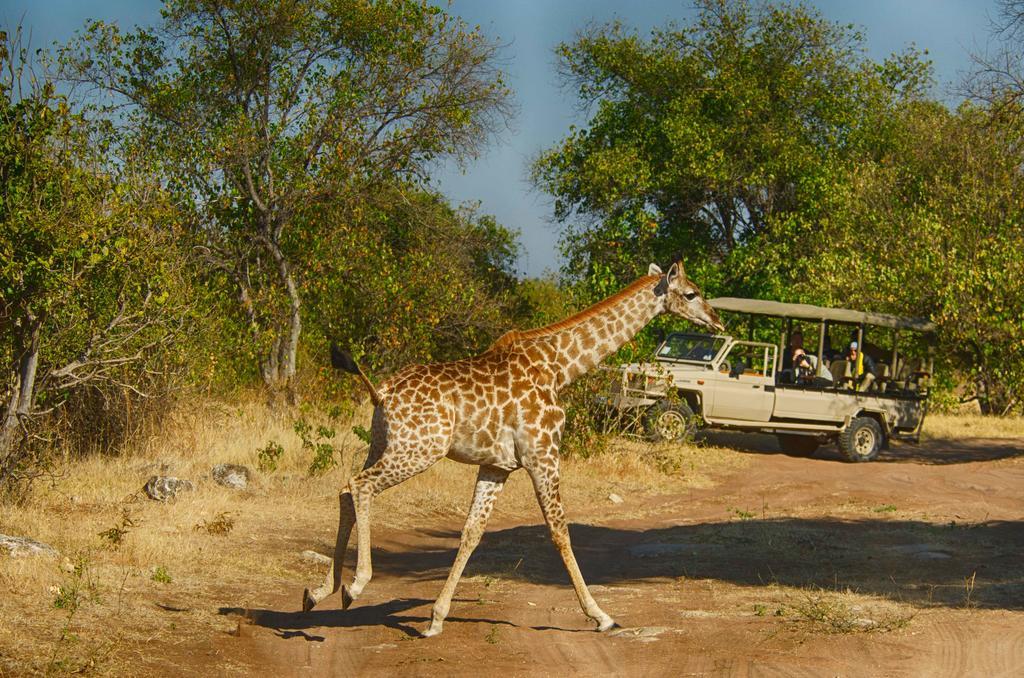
[421,624,443,638]
[341,585,354,610]
[302,588,316,612]
[597,618,618,632]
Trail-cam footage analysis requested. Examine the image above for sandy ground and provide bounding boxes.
[143,432,1024,677]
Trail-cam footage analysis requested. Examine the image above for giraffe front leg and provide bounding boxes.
[422,465,509,638]
[526,454,617,632]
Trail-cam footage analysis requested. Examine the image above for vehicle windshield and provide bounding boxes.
[656,333,724,362]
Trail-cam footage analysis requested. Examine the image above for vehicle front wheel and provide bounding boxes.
[644,400,698,443]
[838,417,884,462]
[775,433,819,457]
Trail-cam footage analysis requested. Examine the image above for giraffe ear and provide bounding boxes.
[648,263,663,276]
[668,258,686,282]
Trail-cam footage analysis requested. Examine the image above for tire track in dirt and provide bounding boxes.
[918,615,1024,678]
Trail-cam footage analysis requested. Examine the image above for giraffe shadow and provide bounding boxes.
[337,518,1024,612]
[218,598,522,638]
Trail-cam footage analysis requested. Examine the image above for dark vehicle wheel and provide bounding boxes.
[645,401,697,443]
[775,433,819,457]
[838,416,884,462]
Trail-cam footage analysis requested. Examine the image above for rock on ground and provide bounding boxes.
[301,550,332,565]
[144,476,195,501]
[0,534,59,558]
[212,464,251,490]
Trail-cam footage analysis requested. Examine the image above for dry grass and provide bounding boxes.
[2,403,1008,674]
[0,397,742,675]
[780,588,915,635]
[924,413,1024,440]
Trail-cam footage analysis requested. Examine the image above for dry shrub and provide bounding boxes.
[783,589,914,634]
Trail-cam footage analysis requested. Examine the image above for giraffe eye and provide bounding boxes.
[684,291,698,301]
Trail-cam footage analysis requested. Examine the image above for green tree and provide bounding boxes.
[534,0,929,302]
[302,183,522,377]
[801,102,1024,414]
[61,0,512,399]
[1,29,183,489]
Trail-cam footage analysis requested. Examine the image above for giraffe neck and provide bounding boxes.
[537,276,664,389]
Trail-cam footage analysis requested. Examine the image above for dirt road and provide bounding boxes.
[197,434,1023,677]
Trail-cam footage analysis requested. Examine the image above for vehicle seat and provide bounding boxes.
[890,358,919,392]
[829,360,853,389]
[874,363,891,391]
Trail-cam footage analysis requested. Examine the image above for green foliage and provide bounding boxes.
[59,0,513,395]
[295,415,338,476]
[52,556,98,612]
[1,27,186,492]
[534,0,931,357]
[303,186,523,375]
[535,0,1024,409]
[97,511,136,549]
[151,566,172,584]
[560,370,617,458]
[797,102,1024,413]
[256,440,285,473]
[352,425,372,444]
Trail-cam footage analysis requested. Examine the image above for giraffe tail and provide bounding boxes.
[330,344,382,408]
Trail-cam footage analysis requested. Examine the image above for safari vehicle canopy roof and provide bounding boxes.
[709,298,937,333]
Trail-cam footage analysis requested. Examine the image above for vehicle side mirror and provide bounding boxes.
[653,328,665,345]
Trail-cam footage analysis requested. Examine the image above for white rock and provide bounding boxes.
[212,464,251,490]
[143,476,195,501]
[608,493,624,504]
[0,534,58,558]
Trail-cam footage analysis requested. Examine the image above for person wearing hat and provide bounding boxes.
[846,340,876,389]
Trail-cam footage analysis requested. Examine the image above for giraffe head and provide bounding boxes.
[650,260,725,333]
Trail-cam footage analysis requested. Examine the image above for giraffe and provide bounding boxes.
[302,259,724,637]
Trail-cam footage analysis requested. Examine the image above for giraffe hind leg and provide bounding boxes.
[302,426,387,612]
[345,443,446,605]
[303,489,356,611]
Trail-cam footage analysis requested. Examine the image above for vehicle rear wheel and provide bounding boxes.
[775,433,819,457]
[838,416,883,462]
[644,400,697,443]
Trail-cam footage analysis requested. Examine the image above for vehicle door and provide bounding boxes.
[706,341,776,421]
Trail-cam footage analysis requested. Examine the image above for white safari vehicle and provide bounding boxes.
[610,298,936,462]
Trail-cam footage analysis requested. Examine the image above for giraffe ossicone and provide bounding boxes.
[302,260,724,636]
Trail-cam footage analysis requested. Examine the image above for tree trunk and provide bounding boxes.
[0,315,41,476]
[976,372,1014,416]
[260,234,302,405]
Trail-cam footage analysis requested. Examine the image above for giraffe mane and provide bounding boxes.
[487,274,661,351]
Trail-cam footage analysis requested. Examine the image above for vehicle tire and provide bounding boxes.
[644,400,697,443]
[775,433,819,457]
[838,416,884,462]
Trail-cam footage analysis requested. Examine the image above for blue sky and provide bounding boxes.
[1,0,1000,276]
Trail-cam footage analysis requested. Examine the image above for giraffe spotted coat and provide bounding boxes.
[303,261,724,637]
